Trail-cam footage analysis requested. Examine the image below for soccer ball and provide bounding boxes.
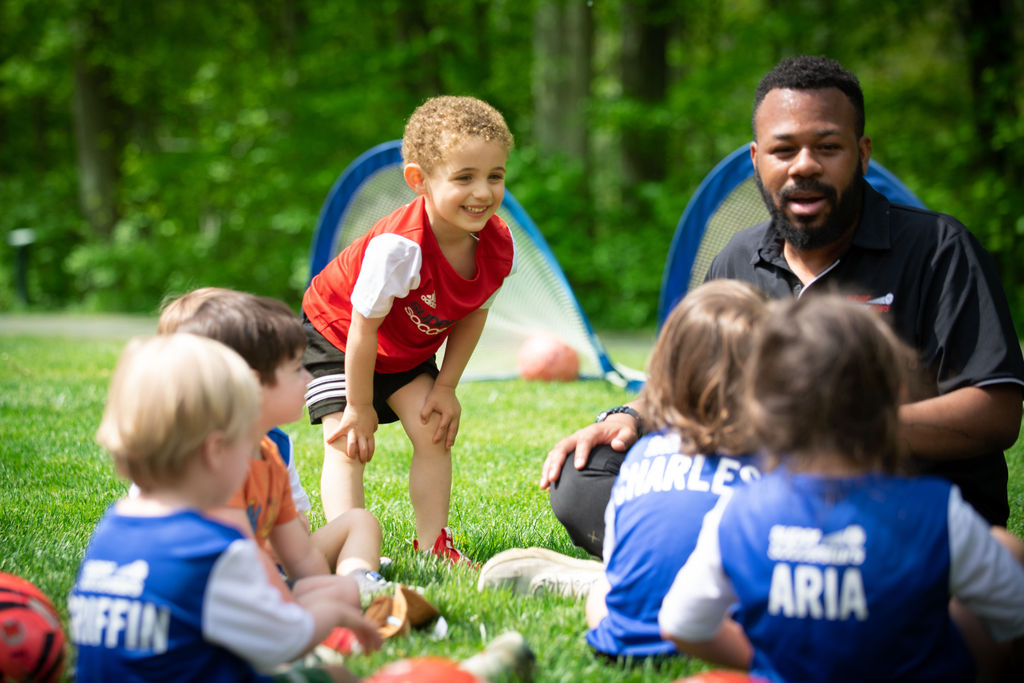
[364,657,482,683]
[0,572,66,683]
[516,333,579,382]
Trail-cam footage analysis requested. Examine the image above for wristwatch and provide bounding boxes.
[595,405,642,431]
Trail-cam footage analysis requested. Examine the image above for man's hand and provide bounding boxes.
[326,403,378,463]
[421,381,461,450]
[539,414,639,489]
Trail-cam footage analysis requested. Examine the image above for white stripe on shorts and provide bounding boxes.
[305,373,346,408]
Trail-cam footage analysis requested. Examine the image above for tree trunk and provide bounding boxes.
[70,11,121,237]
[620,0,669,188]
[395,3,442,98]
[957,0,1020,285]
[531,0,592,162]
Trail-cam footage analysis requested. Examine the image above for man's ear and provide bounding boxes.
[404,163,427,195]
[858,135,872,176]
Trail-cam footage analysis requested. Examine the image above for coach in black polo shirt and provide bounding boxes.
[706,55,1024,526]
[542,55,1024,549]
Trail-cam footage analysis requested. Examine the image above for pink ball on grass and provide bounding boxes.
[516,333,579,382]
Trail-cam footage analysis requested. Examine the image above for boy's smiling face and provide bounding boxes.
[406,136,507,239]
[259,351,312,432]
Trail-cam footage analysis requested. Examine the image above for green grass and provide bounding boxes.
[2,329,1023,682]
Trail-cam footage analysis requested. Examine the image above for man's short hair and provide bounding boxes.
[175,291,307,386]
[96,334,261,490]
[753,55,865,139]
[402,96,514,174]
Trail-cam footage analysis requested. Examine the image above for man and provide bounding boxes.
[542,55,1023,540]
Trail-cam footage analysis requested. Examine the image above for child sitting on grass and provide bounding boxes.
[659,294,1024,682]
[302,96,517,565]
[168,290,389,601]
[478,280,767,661]
[158,287,313,533]
[68,334,381,682]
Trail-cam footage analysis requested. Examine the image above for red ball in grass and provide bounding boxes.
[516,333,579,382]
[674,670,767,683]
[0,572,66,683]
[364,657,483,683]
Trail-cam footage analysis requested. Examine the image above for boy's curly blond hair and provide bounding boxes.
[402,96,513,174]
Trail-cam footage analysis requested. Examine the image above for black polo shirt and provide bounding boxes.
[706,182,1024,525]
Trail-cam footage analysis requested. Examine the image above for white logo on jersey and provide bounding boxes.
[421,292,437,308]
[71,560,171,653]
[69,594,171,653]
[768,524,866,565]
[866,292,894,306]
[78,559,149,597]
[611,433,760,506]
[768,563,869,621]
[766,524,869,622]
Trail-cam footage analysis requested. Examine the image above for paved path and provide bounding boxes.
[0,313,156,339]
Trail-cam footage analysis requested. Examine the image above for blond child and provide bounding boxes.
[302,96,517,564]
[659,295,1024,682]
[166,290,388,600]
[68,334,381,683]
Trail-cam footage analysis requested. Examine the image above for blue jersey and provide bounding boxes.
[661,470,1024,682]
[267,426,312,515]
[69,505,313,682]
[587,430,760,658]
[268,427,292,466]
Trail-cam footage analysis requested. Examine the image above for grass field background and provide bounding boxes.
[2,318,1022,682]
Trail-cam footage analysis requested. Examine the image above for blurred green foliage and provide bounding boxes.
[1,0,1022,332]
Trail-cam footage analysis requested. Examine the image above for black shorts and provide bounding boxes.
[302,317,439,425]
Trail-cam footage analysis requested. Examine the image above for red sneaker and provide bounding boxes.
[414,527,478,569]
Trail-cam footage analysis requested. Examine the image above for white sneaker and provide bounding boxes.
[477,547,603,597]
[459,630,535,682]
[527,569,601,599]
[348,568,391,603]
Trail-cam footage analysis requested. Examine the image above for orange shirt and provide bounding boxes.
[226,435,298,554]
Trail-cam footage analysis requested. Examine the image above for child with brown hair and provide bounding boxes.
[479,280,768,660]
[69,334,381,682]
[302,96,517,564]
[659,294,1024,682]
[158,288,312,532]
[165,290,388,601]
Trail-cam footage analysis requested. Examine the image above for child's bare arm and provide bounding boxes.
[422,307,488,448]
[271,517,332,579]
[662,618,753,669]
[328,311,382,463]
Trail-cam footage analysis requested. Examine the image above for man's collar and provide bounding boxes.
[753,181,892,267]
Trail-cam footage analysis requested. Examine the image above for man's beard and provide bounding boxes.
[755,164,865,251]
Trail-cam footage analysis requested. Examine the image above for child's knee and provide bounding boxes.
[404,419,450,458]
[347,507,382,537]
